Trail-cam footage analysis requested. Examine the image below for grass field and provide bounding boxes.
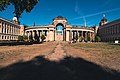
[68,42,120,71]
[71,43,120,54]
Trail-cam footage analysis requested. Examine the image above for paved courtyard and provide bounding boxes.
[0,42,120,80]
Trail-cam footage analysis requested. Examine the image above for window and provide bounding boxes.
[2,36,4,39]
[5,36,6,39]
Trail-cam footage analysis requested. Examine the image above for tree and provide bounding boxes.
[29,35,33,42]
[34,34,39,42]
[95,36,101,42]
[18,36,24,41]
[0,0,39,20]
[76,33,79,41]
[80,36,84,42]
[23,35,28,41]
[41,34,46,43]
[87,36,91,41]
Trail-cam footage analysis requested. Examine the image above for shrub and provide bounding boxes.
[18,36,24,41]
[23,35,28,41]
[87,36,91,41]
[76,33,79,41]
[34,34,39,42]
[95,36,101,42]
[29,35,33,41]
[41,34,46,42]
[79,36,84,42]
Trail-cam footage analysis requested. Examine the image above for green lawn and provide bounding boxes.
[70,43,120,54]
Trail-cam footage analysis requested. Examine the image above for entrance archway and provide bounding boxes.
[55,23,64,41]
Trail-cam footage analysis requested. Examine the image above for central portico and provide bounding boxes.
[53,16,72,41]
[25,16,95,42]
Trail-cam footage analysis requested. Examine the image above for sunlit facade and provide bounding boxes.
[0,17,20,40]
[98,17,120,42]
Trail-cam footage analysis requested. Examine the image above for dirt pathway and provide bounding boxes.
[45,42,66,61]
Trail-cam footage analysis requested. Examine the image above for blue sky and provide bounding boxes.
[0,0,120,26]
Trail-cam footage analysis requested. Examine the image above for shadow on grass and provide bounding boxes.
[109,43,120,46]
[0,41,42,46]
[0,56,120,80]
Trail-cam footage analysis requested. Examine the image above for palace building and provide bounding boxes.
[24,16,95,42]
[0,16,119,42]
[0,17,20,40]
[98,16,120,42]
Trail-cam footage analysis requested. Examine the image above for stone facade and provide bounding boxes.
[25,16,95,42]
[2,16,116,42]
[98,18,120,42]
[0,17,20,40]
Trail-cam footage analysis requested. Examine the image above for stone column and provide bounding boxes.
[10,25,11,34]
[14,26,15,35]
[8,25,10,34]
[53,29,55,41]
[81,31,83,37]
[16,28,18,35]
[76,31,79,41]
[66,30,70,41]
[89,32,91,42]
[11,26,13,34]
[41,30,43,35]
[47,30,49,41]
[0,35,2,40]
[49,30,53,41]
[15,27,17,35]
[63,29,66,41]
[27,31,30,40]
[69,30,72,41]
[3,23,5,33]
[72,31,74,39]
[31,31,33,40]
[79,31,82,38]
[6,24,7,34]
[4,24,6,34]
[91,32,95,41]
[32,30,35,40]
[85,31,88,41]
[14,26,16,35]
[0,22,2,33]
[36,30,39,36]
[13,26,14,34]
[5,24,7,34]
[12,26,14,34]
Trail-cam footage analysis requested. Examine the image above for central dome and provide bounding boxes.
[57,16,64,18]
[53,16,67,21]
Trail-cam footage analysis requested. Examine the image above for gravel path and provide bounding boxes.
[45,42,66,61]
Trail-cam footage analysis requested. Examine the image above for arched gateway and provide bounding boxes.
[25,16,95,42]
[53,16,72,41]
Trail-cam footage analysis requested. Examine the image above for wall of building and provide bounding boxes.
[0,18,20,41]
[98,19,120,42]
[0,16,95,42]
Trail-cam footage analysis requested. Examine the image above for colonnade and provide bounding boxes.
[71,30,94,42]
[26,30,50,41]
[25,29,95,42]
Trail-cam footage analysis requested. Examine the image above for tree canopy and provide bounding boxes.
[0,0,39,20]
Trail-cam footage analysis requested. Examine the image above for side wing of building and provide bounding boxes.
[0,18,20,40]
[98,18,120,42]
